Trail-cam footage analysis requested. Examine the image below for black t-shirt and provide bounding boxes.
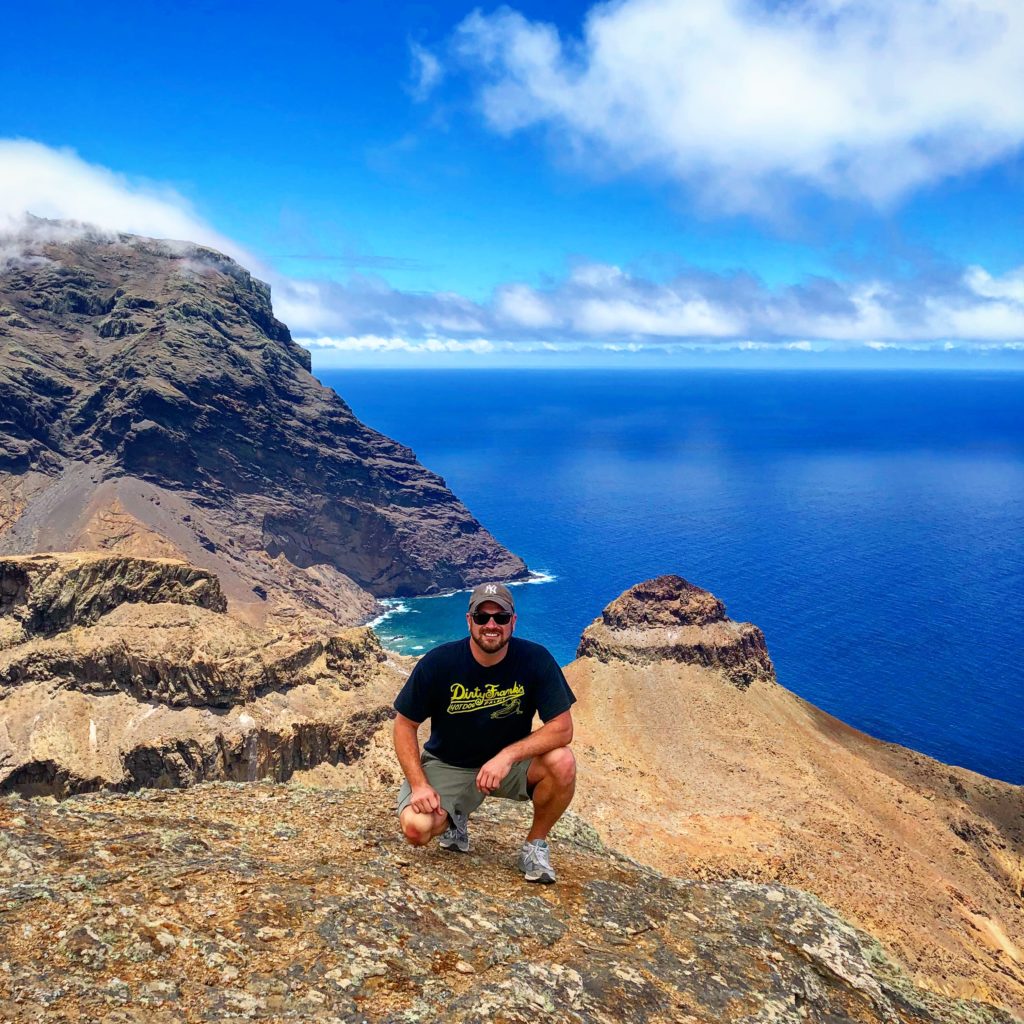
[393,637,576,769]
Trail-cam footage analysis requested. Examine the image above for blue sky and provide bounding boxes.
[2,0,1023,367]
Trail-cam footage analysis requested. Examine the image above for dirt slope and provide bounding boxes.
[566,576,1024,1015]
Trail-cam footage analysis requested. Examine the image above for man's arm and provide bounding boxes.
[476,710,573,794]
[393,713,442,814]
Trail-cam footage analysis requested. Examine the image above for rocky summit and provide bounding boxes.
[1,548,1022,1021]
[0,223,525,628]
[0,785,1015,1024]
[0,553,406,798]
[576,574,775,688]
[3,561,1023,1019]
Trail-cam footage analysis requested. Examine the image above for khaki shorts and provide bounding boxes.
[396,751,533,822]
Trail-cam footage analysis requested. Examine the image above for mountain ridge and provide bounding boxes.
[0,223,526,629]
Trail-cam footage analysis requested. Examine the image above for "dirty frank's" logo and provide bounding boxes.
[447,681,525,715]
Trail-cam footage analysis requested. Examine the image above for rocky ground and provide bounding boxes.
[0,223,525,629]
[1,783,1016,1024]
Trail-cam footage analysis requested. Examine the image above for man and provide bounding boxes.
[393,582,576,884]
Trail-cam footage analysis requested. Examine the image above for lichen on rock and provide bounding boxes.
[0,785,1015,1024]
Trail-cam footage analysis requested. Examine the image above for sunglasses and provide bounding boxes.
[471,610,513,626]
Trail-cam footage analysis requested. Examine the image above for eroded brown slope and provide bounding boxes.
[0,553,407,796]
[566,576,1024,1015]
[0,223,526,627]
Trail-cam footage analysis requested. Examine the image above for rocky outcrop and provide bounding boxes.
[0,786,1015,1023]
[1,601,332,707]
[0,553,405,797]
[0,551,225,646]
[0,222,527,628]
[576,574,775,688]
[567,576,1024,1017]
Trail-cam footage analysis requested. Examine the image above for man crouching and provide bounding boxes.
[393,583,576,884]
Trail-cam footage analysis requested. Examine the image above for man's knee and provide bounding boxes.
[400,807,446,846]
[536,747,576,789]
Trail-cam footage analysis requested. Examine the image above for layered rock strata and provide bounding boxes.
[576,574,775,687]
[0,552,226,646]
[0,785,1014,1023]
[0,223,526,628]
[566,575,1024,1017]
[0,553,405,797]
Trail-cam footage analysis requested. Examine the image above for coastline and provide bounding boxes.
[367,570,557,655]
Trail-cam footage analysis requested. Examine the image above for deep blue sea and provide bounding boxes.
[318,369,1024,785]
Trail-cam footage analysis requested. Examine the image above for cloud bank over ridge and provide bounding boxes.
[0,140,253,266]
[2,139,1023,361]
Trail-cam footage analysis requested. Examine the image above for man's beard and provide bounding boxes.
[471,629,510,655]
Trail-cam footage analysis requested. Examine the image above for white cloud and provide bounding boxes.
[573,295,739,336]
[0,139,253,264]
[304,334,496,354]
[964,265,1024,302]
[2,139,1022,360]
[271,278,339,333]
[495,283,558,328]
[455,0,1024,210]
[501,263,745,337]
[409,42,444,102]
[929,298,1024,340]
[569,263,626,288]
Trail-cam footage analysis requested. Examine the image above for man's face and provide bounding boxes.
[467,600,516,655]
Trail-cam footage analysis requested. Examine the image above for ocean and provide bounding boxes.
[318,369,1024,785]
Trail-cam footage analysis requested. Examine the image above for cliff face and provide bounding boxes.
[0,786,1013,1024]
[0,224,526,627]
[0,553,405,797]
[567,576,1024,1017]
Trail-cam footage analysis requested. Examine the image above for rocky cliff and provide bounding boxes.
[0,223,526,628]
[566,576,1024,1017]
[0,553,406,797]
[576,574,775,688]
[0,785,1015,1023]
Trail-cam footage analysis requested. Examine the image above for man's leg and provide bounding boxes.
[397,756,482,847]
[525,747,576,842]
[399,806,449,847]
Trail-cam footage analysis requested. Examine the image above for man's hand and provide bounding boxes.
[409,784,441,814]
[476,752,514,794]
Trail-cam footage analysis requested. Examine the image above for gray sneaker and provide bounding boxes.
[439,810,469,853]
[517,839,556,884]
